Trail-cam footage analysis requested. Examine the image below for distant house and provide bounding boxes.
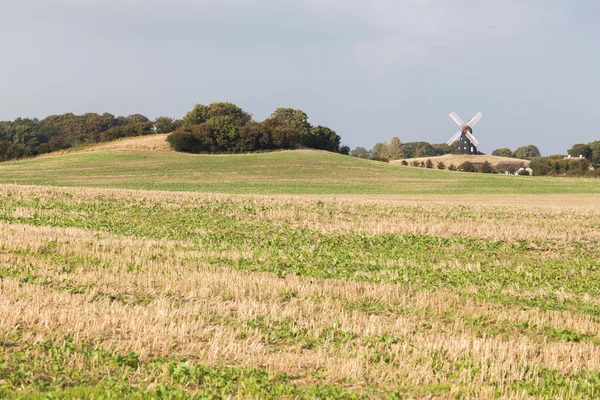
[515,167,533,176]
[563,155,595,171]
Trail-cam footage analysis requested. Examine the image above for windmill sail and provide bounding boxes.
[449,112,465,127]
[447,131,462,145]
[465,132,480,146]
[467,112,483,128]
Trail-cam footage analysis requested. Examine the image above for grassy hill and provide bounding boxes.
[392,154,530,169]
[0,136,598,194]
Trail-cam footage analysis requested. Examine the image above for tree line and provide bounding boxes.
[349,137,458,162]
[0,113,155,162]
[491,145,541,160]
[167,103,347,154]
[0,102,348,162]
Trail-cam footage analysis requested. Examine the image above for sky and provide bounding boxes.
[0,0,598,155]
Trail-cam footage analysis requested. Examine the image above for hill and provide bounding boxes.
[392,154,530,169]
[0,136,598,194]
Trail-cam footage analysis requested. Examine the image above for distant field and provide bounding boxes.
[391,154,530,169]
[2,185,600,398]
[0,144,598,194]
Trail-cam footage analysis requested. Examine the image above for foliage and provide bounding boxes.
[425,159,433,169]
[530,156,594,177]
[481,161,494,173]
[371,142,389,161]
[0,113,154,162]
[513,145,542,160]
[350,147,370,159]
[568,141,600,167]
[169,104,344,155]
[154,116,178,134]
[388,136,402,160]
[437,161,446,170]
[492,148,513,157]
[458,161,477,173]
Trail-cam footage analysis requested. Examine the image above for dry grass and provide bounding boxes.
[392,154,530,168]
[2,184,600,398]
[36,134,171,158]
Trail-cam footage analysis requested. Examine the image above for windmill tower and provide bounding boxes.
[447,112,483,155]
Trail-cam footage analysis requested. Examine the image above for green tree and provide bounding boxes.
[481,161,494,173]
[339,145,350,155]
[513,145,541,160]
[305,126,341,152]
[270,108,311,142]
[492,148,514,157]
[183,104,211,126]
[154,117,177,134]
[371,142,389,161]
[458,161,477,172]
[425,159,433,169]
[350,147,370,158]
[567,143,593,160]
[388,136,402,160]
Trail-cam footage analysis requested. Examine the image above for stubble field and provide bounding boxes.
[1,184,600,399]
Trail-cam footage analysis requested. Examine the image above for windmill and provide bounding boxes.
[447,112,483,155]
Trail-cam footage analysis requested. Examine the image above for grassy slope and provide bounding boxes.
[1,148,599,194]
[392,153,531,168]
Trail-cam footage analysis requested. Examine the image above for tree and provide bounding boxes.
[513,145,541,160]
[448,164,457,171]
[154,117,177,134]
[205,116,241,152]
[437,161,446,170]
[425,159,433,169]
[350,147,370,158]
[481,161,494,173]
[305,126,341,152]
[419,161,425,168]
[183,104,210,126]
[238,121,272,152]
[567,143,593,160]
[371,142,389,161]
[270,108,311,143]
[492,148,514,158]
[458,161,477,172]
[339,145,350,155]
[388,136,402,160]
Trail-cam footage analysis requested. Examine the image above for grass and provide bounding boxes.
[1,148,599,194]
[2,185,600,398]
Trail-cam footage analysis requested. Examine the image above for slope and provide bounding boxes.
[391,154,530,169]
[0,139,598,194]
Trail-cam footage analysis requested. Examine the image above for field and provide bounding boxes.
[0,144,599,195]
[2,141,600,399]
[391,154,530,170]
[1,184,600,399]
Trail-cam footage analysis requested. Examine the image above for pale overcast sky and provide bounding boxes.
[0,0,598,154]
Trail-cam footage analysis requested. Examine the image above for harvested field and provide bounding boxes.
[392,154,530,169]
[2,184,600,398]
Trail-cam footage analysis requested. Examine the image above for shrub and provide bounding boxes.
[437,161,446,170]
[481,161,494,173]
[458,161,477,173]
[401,160,408,166]
[411,161,420,167]
[448,164,457,171]
[425,159,433,169]
[518,169,531,176]
[420,161,425,168]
